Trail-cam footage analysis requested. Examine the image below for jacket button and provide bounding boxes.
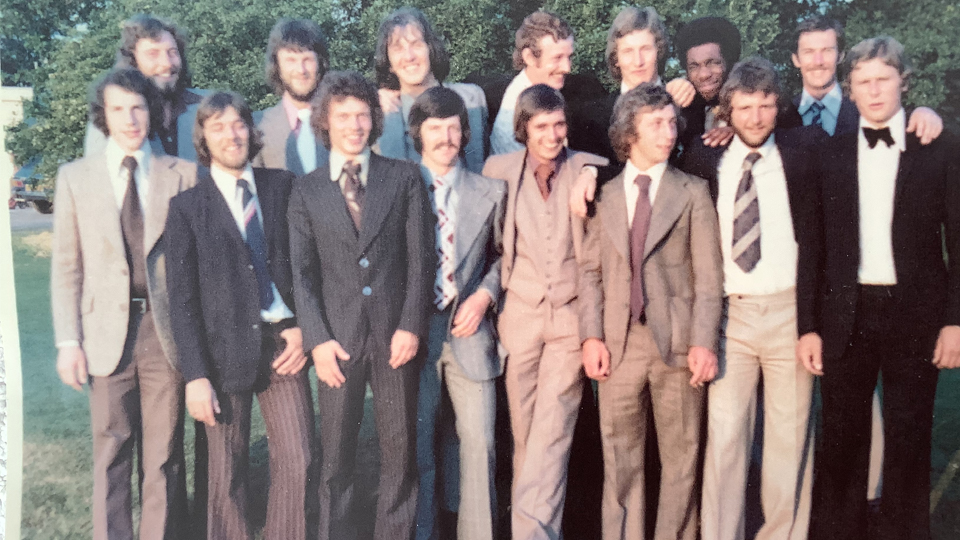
[252,323,259,330]
[248,264,254,270]
[359,257,370,268]
[362,286,372,296]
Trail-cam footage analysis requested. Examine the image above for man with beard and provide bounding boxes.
[165,91,315,540]
[682,57,823,540]
[253,19,330,175]
[85,15,205,161]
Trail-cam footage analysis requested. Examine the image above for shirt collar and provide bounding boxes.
[798,82,842,116]
[620,76,663,95]
[623,159,667,188]
[210,163,255,199]
[859,107,906,152]
[330,147,371,184]
[105,137,151,179]
[729,132,777,163]
[282,93,310,131]
[526,147,568,175]
[421,163,460,188]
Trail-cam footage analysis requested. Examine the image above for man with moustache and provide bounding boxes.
[374,7,488,173]
[482,84,608,539]
[287,71,434,540]
[797,37,960,540]
[52,68,196,540]
[253,19,330,175]
[409,86,505,540]
[85,15,205,160]
[682,57,822,540]
[579,83,723,540]
[164,92,314,540]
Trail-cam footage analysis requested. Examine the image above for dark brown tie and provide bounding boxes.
[534,162,556,200]
[630,174,653,322]
[120,155,147,298]
[342,160,364,231]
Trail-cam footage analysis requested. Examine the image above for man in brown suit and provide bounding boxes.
[51,68,196,540]
[481,83,608,540]
[578,83,723,540]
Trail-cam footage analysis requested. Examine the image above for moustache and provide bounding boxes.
[431,142,459,152]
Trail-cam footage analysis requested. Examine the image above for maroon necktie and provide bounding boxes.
[534,162,556,200]
[630,174,653,321]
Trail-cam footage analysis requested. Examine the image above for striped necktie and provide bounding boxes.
[431,174,457,309]
[809,101,825,130]
[732,152,762,272]
[237,178,275,310]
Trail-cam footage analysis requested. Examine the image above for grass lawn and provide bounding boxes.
[12,228,960,538]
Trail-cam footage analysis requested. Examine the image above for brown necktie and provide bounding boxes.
[342,160,364,231]
[630,174,653,322]
[534,162,556,200]
[732,152,762,272]
[120,155,147,299]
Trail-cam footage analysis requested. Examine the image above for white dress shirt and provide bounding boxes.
[330,147,371,189]
[622,160,666,226]
[210,163,294,322]
[491,70,533,155]
[620,76,663,95]
[717,134,798,295]
[857,108,906,285]
[105,137,151,210]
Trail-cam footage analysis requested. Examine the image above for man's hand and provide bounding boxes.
[451,291,492,338]
[389,329,420,369]
[687,346,718,387]
[665,78,696,108]
[273,327,309,375]
[933,326,960,369]
[906,107,943,146]
[582,338,611,381]
[569,166,598,218]
[702,126,735,147]
[312,340,350,388]
[796,332,824,376]
[56,345,88,391]
[379,88,401,115]
[186,378,220,427]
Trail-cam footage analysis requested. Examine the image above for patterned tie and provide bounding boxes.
[296,108,317,173]
[237,179,276,310]
[732,152,763,272]
[809,100,825,130]
[629,174,653,322]
[534,162,556,200]
[119,156,148,299]
[431,174,457,309]
[341,160,364,230]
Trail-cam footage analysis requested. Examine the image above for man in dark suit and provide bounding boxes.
[52,68,195,540]
[253,19,330,175]
[165,92,314,540]
[287,70,435,540]
[682,57,823,540]
[408,86,505,540]
[796,37,960,540]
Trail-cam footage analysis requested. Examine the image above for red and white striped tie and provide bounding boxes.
[432,175,457,309]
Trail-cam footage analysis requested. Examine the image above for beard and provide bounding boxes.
[283,80,318,103]
[732,124,774,149]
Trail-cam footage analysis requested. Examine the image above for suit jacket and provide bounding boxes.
[288,151,436,358]
[578,166,723,369]
[481,149,609,292]
[796,129,960,360]
[681,128,825,334]
[778,94,860,137]
[376,83,489,174]
[51,152,197,376]
[253,103,330,175]
[439,168,507,381]
[84,89,206,161]
[165,168,298,393]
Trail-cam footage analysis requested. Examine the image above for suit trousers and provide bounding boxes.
[701,289,814,540]
[598,322,704,540]
[88,308,187,540]
[415,309,497,540]
[316,336,420,540]
[204,323,315,540]
[498,293,584,540]
[811,287,939,540]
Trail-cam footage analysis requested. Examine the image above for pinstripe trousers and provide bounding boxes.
[203,324,316,540]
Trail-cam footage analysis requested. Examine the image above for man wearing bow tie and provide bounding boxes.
[796,37,960,540]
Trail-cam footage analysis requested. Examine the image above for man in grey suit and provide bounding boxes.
[85,15,205,160]
[482,84,609,540]
[253,19,330,175]
[52,68,196,540]
[408,87,505,540]
[578,83,722,540]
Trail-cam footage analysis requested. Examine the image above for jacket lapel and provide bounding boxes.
[644,167,688,260]
[599,173,630,263]
[200,172,247,252]
[502,155,524,275]
[144,155,182,254]
[83,154,125,254]
[453,169,496,274]
[358,154,401,252]
[894,133,920,210]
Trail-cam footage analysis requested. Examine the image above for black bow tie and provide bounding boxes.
[863,127,895,149]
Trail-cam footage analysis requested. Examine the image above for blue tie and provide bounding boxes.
[237,179,275,310]
[809,101,825,130]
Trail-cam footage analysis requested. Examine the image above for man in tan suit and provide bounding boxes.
[52,68,197,540]
[482,83,608,540]
[578,83,723,540]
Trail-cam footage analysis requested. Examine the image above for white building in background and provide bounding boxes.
[1,87,34,189]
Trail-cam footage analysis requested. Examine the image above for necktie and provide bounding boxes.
[119,156,148,299]
[237,179,276,310]
[863,127,895,149]
[732,152,762,272]
[342,160,364,230]
[629,174,653,322]
[431,175,457,309]
[534,162,556,200]
[296,108,317,173]
[809,101,825,129]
